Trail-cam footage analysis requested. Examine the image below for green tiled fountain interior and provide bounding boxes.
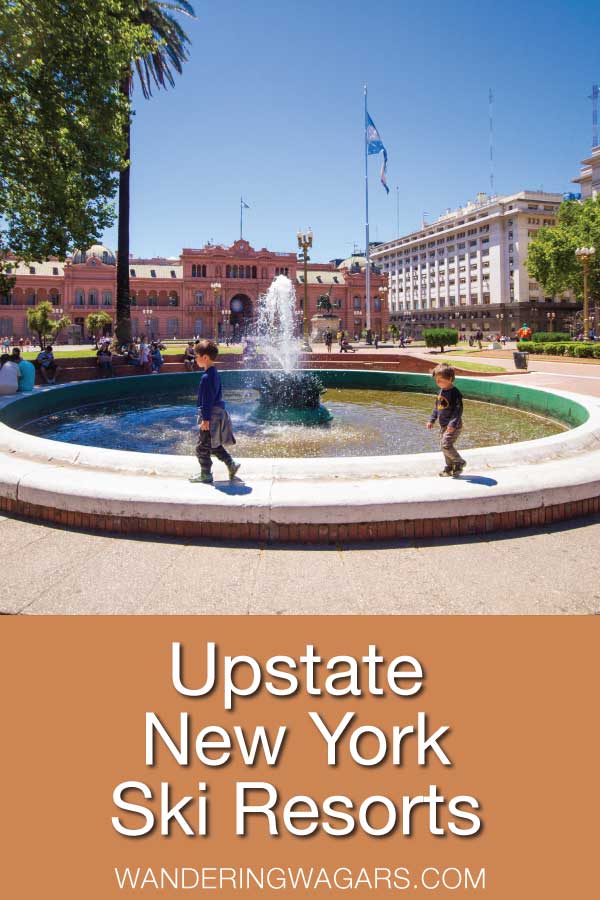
[0,369,589,429]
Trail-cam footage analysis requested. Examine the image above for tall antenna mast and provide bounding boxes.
[589,84,599,148]
[489,88,495,195]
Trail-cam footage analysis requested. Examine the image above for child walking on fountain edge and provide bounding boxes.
[189,339,241,484]
[426,363,467,478]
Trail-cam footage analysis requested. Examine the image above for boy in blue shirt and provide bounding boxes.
[190,339,240,485]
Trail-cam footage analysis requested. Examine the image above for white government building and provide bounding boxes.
[372,190,579,338]
[573,145,600,199]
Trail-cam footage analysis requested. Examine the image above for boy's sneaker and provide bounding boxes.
[452,462,467,478]
[189,471,213,484]
[227,461,241,481]
[439,466,453,477]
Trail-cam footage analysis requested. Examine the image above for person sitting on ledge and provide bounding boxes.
[96,344,114,378]
[10,348,36,392]
[150,342,163,374]
[183,341,196,371]
[35,345,58,384]
[339,335,356,353]
[0,353,19,395]
[125,343,139,365]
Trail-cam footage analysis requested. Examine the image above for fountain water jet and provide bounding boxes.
[251,275,332,424]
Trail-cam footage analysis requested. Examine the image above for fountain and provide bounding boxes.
[251,275,332,424]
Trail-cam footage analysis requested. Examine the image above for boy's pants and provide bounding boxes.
[440,424,465,469]
[195,429,233,474]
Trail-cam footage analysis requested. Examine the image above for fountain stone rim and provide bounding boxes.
[0,370,599,538]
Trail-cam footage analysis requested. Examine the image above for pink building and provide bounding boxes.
[1,239,389,342]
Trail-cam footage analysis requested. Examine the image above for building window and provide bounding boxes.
[252,266,257,278]
[74,290,84,307]
[29,266,36,275]
[194,319,203,337]
[150,269,156,278]
[88,290,98,306]
[52,267,59,276]
[102,291,112,307]
[353,296,361,310]
[170,270,177,278]
[130,293,137,306]
[130,268,136,277]
[168,292,179,307]
[0,317,14,336]
[194,291,204,306]
[148,294,158,306]
[167,318,179,337]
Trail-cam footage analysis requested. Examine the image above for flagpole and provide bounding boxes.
[364,85,371,334]
[240,197,243,240]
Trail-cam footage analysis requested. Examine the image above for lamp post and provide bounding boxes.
[546,311,556,332]
[297,228,313,351]
[575,247,596,340]
[142,307,153,341]
[378,285,388,341]
[221,308,231,345]
[210,282,221,341]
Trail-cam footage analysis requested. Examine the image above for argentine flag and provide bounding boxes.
[366,112,389,194]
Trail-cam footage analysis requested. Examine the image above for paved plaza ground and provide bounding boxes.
[2,348,600,615]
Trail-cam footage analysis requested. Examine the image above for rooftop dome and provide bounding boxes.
[72,244,116,265]
[337,254,366,272]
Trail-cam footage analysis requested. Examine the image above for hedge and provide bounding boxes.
[531,332,570,343]
[423,328,459,352]
[517,341,600,358]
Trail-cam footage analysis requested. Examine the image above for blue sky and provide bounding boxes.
[102,0,599,262]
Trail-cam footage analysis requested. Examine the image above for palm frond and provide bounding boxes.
[131,0,194,97]
[153,1,196,19]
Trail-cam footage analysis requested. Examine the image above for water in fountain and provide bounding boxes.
[254,274,300,372]
[251,275,332,424]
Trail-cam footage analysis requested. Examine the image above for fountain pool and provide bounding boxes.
[21,382,565,458]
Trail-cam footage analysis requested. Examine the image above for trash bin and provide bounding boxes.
[513,351,528,370]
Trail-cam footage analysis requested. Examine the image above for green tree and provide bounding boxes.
[0,1,155,262]
[86,311,114,345]
[423,328,459,353]
[526,198,600,301]
[27,302,71,349]
[116,0,196,345]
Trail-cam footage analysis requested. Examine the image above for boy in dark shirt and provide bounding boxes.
[189,339,240,484]
[426,364,466,477]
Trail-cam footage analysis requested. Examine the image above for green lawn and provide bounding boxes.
[443,358,507,373]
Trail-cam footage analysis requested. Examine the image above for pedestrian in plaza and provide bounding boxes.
[426,363,466,478]
[324,329,333,353]
[475,329,483,350]
[189,339,240,485]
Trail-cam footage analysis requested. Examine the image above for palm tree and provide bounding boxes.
[116,1,196,345]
